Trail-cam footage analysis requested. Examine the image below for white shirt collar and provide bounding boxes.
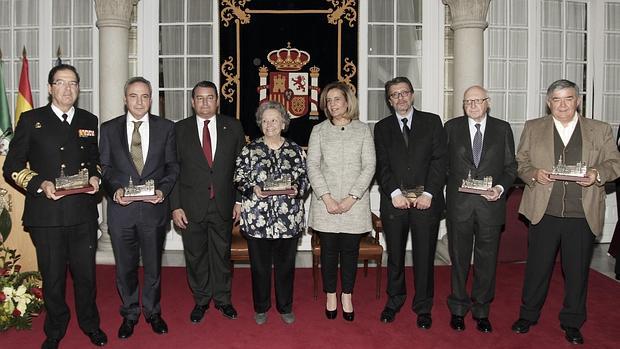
[552,112,579,146]
[395,108,414,128]
[50,103,75,123]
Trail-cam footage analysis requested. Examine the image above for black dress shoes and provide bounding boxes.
[380,307,396,323]
[561,325,584,344]
[118,318,137,339]
[417,313,432,330]
[343,311,354,322]
[215,304,238,319]
[325,308,337,319]
[41,338,60,349]
[146,314,168,334]
[511,318,537,334]
[450,315,465,331]
[190,304,209,323]
[474,317,493,333]
[86,328,108,346]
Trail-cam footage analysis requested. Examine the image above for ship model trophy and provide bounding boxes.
[262,173,295,196]
[401,185,425,203]
[549,155,588,181]
[54,167,94,196]
[458,171,495,195]
[122,177,158,202]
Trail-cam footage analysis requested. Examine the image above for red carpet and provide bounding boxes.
[2,264,619,349]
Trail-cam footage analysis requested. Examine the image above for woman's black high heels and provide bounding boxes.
[325,308,337,319]
[341,293,354,322]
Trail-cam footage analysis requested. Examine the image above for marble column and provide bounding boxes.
[94,0,136,255]
[443,0,491,117]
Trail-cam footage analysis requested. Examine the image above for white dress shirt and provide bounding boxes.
[51,103,75,124]
[552,112,579,146]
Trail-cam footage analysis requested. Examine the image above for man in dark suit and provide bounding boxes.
[99,77,179,338]
[444,85,517,333]
[3,64,107,349]
[374,76,447,328]
[511,79,620,344]
[170,81,245,323]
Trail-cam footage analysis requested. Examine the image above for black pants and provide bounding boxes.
[446,215,501,318]
[317,231,362,294]
[109,223,166,320]
[181,200,233,306]
[29,222,100,340]
[382,209,440,314]
[519,215,594,328]
[246,236,298,314]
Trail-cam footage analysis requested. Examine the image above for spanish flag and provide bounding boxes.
[15,51,33,125]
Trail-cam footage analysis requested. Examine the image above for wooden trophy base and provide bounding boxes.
[56,185,94,197]
[458,187,494,195]
[263,189,295,196]
[123,194,159,202]
[549,174,587,181]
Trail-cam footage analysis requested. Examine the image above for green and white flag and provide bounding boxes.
[0,59,12,155]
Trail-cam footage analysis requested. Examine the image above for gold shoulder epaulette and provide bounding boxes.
[12,168,38,190]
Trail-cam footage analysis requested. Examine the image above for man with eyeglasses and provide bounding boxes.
[99,77,179,339]
[374,76,447,327]
[444,86,517,333]
[170,81,245,324]
[3,64,107,349]
[511,79,620,344]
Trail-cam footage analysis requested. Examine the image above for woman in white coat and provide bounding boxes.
[307,82,376,321]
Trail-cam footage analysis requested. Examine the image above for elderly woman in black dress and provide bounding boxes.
[234,100,309,325]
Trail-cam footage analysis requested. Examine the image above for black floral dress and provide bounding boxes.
[234,137,309,239]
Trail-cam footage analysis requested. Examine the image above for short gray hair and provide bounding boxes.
[546,79,580,100]
[255,101,290,132]
[124,76,152,97]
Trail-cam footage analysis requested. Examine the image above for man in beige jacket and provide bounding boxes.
[511,79,620,345]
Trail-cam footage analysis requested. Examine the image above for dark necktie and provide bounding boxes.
[131,121,144,175]
[61,113,69,126]
[401,117,410,147]
[203,120,215,198]
[473,123,482,167]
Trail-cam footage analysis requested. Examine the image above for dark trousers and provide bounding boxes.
[181,200,233,306]
[29,221,100,340]
[246,236,298,314]
[519,215,594,328]
[446,215,501,318]
[109,223,166,320]
[382,209,440,314]
[317,231,362,294]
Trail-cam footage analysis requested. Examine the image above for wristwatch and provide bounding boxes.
[349,194,360,200]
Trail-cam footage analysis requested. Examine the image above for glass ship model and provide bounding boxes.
[549,156,587,181]
[458,171,494,195]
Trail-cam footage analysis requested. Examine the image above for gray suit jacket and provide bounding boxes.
[307,119,376,233]
[516,115,620,235]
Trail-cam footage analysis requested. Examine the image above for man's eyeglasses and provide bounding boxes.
[389,90,412,100]
[463,98,488,106]
[51,80,79,87]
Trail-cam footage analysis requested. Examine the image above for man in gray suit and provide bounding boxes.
[170,81,245,323]
[444,86,517,333]
[511,79,620,344]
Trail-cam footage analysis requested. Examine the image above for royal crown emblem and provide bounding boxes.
[258,42,320,119]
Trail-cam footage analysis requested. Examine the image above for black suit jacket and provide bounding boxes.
[444,115,517,225]
[170,114,245,221]
[374,109,447,216]
[3,104,101,227]
[99,114,179,228]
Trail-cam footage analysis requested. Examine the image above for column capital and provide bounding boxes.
[443,0,491,30]
[95,0,138,29]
